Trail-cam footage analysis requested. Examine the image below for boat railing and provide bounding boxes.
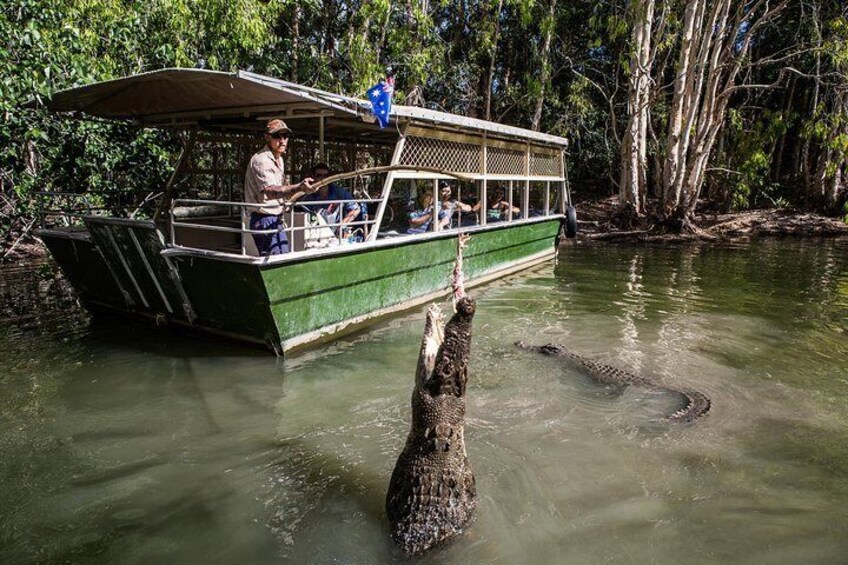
[35,189,166,229]
[169,197,381,256]
[35,191,117,228]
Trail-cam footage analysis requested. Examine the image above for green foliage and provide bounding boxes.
[714,109,791,211]
[384,2,445,103]
[824,16,848,69]
[1,0,283,243]
[732,150,780,210]
[3,0,847,245]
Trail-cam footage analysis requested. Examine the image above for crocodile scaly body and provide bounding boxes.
[515,342,711,423]
[386,236,477,555]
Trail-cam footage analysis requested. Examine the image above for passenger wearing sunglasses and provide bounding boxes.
[244,118,315,256]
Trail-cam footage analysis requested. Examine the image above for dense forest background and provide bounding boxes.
[2,0,847,245]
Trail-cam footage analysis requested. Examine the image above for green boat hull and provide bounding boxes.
[40,217,562,354]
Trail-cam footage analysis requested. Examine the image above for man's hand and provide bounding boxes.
[343,208,359,224]
[300,177,316,193]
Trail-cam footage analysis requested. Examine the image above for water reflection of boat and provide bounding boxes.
[36,69,575,355]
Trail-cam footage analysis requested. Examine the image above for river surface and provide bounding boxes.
[1,239,847,564]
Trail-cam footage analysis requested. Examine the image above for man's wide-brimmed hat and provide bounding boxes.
[265,118,291,135]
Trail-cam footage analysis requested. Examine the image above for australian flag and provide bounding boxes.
[366,76,394,129]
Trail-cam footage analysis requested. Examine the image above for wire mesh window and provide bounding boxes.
[399,136,481,174]
[486,146,525,176]
[529,151,561,177]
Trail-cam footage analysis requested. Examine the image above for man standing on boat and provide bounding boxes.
[244,119,314,256]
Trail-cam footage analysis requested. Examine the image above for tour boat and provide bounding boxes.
[36,69,576,355]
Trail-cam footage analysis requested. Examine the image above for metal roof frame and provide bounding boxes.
[40,68,569,148]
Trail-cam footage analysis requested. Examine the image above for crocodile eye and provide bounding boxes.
[541,344,565,355]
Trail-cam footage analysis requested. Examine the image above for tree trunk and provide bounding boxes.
[291,3,301,82]
[661,0,709,217]
[375,4,392,62]
[772,75,796,182]
[531,0,557,132]
[802,53,822,197]
[619,0,655,217]
[657,0,789,231]
[483,0,504,121]
[802,2,823,199]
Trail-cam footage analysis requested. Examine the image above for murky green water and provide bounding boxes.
[2,239,848,564]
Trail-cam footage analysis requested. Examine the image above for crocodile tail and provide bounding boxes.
[665,388,711,423]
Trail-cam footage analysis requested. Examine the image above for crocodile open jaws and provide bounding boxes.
[515,342,711,423]
[386,234,477,555]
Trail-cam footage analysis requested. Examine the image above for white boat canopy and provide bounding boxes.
[40,68,568,149]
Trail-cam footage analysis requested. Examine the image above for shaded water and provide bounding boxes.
[2,239,848,564]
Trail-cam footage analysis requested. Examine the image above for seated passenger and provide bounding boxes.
[488,190,520,221]
[407,192,450,234]
[300,163,365,238]
[439,182,473,212]
[439,182,476,228]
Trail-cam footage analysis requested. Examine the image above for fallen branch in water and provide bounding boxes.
[3,217,38,262]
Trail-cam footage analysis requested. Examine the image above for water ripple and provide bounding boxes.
[3,240,848,563]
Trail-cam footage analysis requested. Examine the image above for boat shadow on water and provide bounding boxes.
[78,314,278,359]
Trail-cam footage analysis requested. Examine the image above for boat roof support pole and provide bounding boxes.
[154,127,199,224]
[524,143,530,219]
[480,132,487,226]
[508,180,514,221]
[432,179,440,233]
[561,148,570,211]
[368,123,408,241]
[544,181,550,215]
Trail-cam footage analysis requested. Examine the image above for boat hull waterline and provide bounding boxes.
[40,216,563,354]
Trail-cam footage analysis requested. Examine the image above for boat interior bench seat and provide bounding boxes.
[170,215,252,254]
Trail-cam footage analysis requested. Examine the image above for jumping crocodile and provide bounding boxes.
[514,342,711,423]
[386,235,477,555]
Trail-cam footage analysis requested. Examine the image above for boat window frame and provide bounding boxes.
[155,117,570,255]
[37,108,568,257]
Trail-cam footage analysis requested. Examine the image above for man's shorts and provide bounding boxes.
[249,212,289,256]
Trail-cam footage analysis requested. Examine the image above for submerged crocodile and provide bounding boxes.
[514,342,711,423]
[386,235,477,555]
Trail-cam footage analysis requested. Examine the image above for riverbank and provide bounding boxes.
[4,201,847,264]
[573,197,848,242]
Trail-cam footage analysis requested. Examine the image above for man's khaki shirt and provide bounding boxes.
[244,145,285,215]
